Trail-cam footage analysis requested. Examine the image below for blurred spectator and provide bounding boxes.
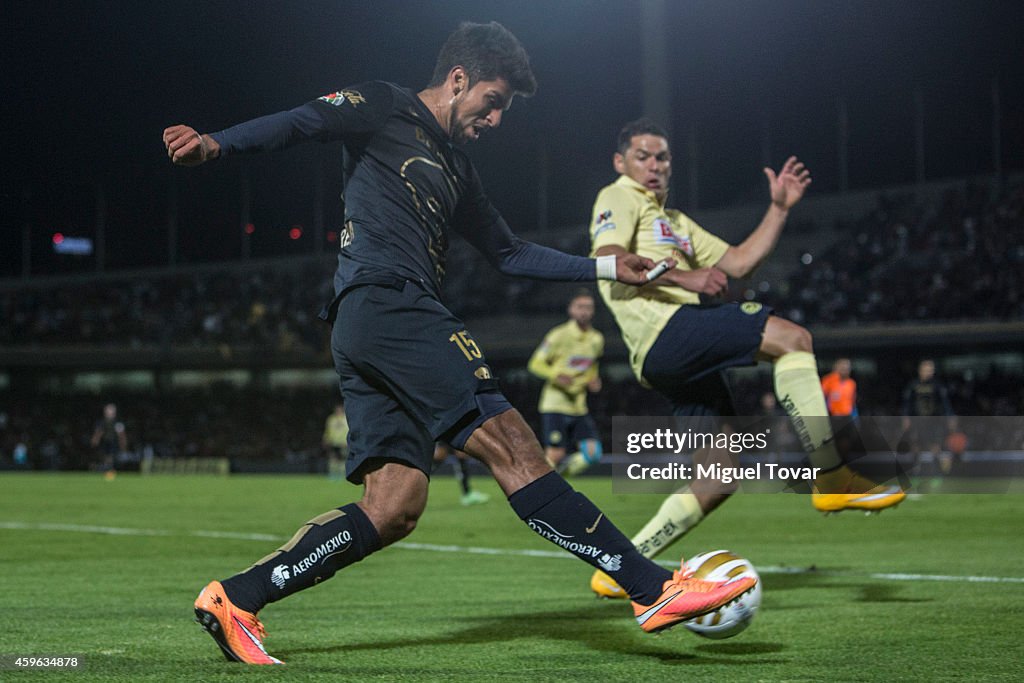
[90,402,126,477]
[901,359,957,482]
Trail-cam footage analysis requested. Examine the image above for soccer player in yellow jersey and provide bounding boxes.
[587,118,905,598]
[528,290,604,476]
[322,403,350,480]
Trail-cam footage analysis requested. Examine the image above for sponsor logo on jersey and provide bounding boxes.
[270,564,290,589]
[597,553,623,572]
[593,210,616,237]
[567,355,594,371]
[635,520,680,557]
[675,234,694,257]
[338,221,355,249]
[291,530,353,576]
[652,217,694,256]
[526,518,607,559]
[319,89,366,107]
[653,218,674,242]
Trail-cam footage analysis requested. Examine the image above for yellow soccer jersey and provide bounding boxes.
[527,321,604,416]
[589,175,729,384]
[323,413,350,449]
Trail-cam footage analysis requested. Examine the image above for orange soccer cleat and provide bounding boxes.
[194,580,283,665]
[632,562,757,634]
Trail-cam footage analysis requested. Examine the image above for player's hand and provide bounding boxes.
[554,374,574,388]
[671,267,728,296]
[615,253,677,285]
[586,376,602,393]
[765,156,811,210]
[163,125,220,166]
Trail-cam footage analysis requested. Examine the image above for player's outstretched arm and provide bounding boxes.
[464,216,669,285]
[162,87,392,168]
[715,156,812,279]
[163,125,220,167]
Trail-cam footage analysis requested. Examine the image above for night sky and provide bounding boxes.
[3,0,1023,277]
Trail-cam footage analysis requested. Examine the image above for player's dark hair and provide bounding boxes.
[570,288,594,303]
[617,118,669,154]
[429,21,537,96]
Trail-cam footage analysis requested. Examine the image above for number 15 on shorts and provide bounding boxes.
[449,330,482,361]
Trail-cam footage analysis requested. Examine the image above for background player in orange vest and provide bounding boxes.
[821,357,857,417]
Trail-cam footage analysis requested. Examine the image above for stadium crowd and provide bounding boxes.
[757,180,1024,324]
[2,361,1021,471]
[1,264,336,353]
[3,181,1021,352]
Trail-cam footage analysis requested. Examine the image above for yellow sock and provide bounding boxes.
[630,491,705,559]
[562,452,590,476]
[773,351,842,471]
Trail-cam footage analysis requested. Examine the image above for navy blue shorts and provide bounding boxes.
[642,302,772,417]
[540,413,600,449]
[331,281,511,484]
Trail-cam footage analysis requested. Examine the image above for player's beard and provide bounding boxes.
[448,109,470,145]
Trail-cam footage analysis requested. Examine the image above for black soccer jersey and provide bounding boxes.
[210,81,596,322]
[901,379,954,417]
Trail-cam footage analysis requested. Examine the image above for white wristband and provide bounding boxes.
[595,255,617,280]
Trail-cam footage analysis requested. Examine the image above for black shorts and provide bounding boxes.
[540,413,600,449]
[642,302,772,416]
[331,281,511,484]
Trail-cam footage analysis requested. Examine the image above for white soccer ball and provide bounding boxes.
[682,549,762,639]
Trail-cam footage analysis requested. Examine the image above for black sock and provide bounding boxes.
[508,472,671,604]
[221,503,381,613]
[457,458,471,495]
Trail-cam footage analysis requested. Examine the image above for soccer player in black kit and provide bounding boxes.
[164,22,754,664]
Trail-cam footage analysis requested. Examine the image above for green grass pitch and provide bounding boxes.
[1,472,1022,681]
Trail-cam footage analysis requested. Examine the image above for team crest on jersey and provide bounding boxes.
[652,217,694,256]
[741,302,763,315]
[319,89,366,107]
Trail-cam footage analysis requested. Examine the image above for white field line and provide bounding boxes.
[3,521,1023,585]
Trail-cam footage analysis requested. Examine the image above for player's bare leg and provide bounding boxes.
[357,463,429,545]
